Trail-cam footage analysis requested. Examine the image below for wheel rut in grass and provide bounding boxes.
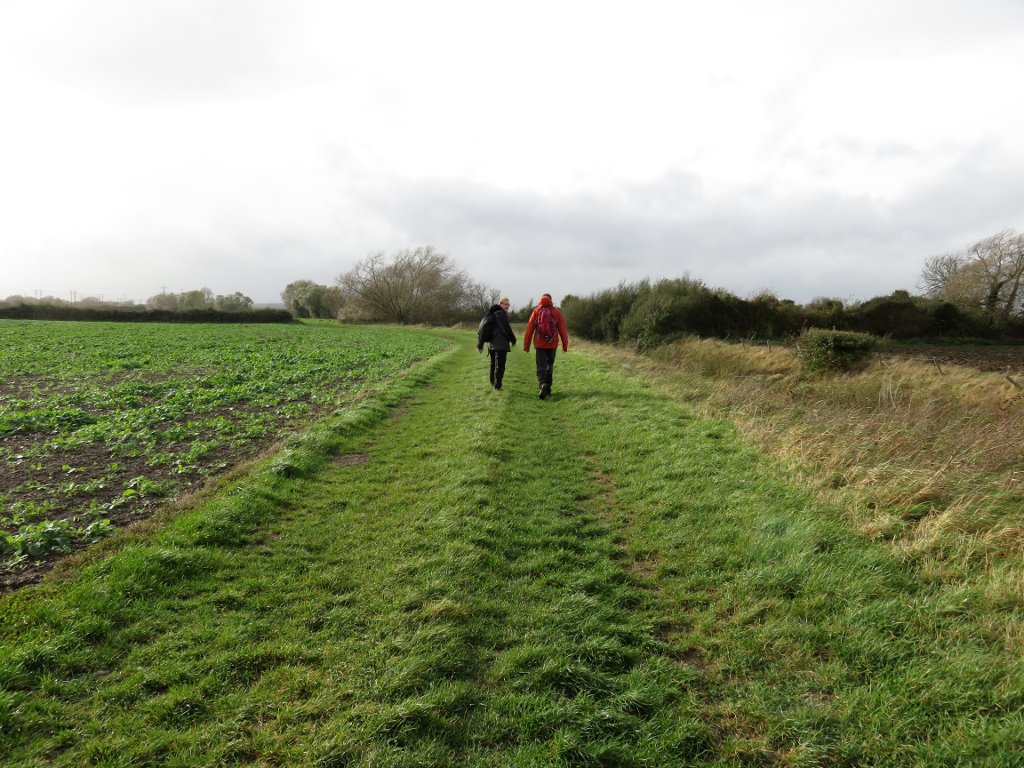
[294,343,716,763]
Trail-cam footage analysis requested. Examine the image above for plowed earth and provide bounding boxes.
[880,345,1024,373]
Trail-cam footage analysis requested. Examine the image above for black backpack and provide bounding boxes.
[478,311,496,343]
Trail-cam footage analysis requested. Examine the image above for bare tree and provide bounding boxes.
[464,280,502,316]
[919,229,1024,322]
[968,230,1024,320]
[919,252,967,297]
[337,246,493,324]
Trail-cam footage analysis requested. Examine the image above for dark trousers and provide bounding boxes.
[489,350,508,387]
[534,348,556,388]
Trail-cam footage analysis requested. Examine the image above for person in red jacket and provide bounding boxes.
[523,293,569,400]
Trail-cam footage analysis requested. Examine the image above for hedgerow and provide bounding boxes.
[0,303,293,323]
[562,279,1023,347]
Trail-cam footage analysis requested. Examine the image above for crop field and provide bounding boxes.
[0,319,452,590]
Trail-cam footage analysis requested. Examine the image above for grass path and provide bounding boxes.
[2,336,1022,766]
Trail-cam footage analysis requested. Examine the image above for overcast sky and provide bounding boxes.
[2,0,1023,309]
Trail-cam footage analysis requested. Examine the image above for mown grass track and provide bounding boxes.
[2,332,1022,766]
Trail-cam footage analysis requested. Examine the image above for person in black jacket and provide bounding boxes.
[477,297,516,390]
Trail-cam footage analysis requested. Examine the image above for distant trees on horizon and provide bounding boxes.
[280,280,345,319]
[2,288,259,313]
[9,229,1023,340]
[146,288,255,313]
[284,246,498,325]
[0,288,289,323]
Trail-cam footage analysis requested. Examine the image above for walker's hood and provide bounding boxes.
[538,295,553,308]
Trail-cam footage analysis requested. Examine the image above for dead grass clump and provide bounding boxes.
[648,336,795,378]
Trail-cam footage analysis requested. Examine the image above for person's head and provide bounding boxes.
[539,293,553,307]
[499,296,510,311]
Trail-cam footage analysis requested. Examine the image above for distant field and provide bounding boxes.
[0,319,452,589]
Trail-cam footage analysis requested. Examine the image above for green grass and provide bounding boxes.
[2,330,1022,765]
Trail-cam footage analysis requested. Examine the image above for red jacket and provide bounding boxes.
[524,296,569,352]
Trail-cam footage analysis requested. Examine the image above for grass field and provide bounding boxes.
[1,324,1022,766]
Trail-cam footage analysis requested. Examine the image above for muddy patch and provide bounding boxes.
[332,453,368,467]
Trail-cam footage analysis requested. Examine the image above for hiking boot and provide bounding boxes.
[539,383,550,400]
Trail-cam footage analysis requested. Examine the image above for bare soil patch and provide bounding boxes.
[880,344,1024,373]
[1,404,329,593]
[332,453,368,467]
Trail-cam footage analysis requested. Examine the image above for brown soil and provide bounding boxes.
[879,345,1024,374]
[1,403,325,593]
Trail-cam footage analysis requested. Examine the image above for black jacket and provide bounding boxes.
[478,304,516,352]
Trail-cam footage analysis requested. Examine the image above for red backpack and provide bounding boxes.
[536,306,557,343]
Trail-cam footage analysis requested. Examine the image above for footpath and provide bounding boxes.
[1,339,1020,766]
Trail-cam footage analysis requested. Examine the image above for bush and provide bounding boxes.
[563,281,647,343]
[796,328,879,373]
[617,278,721,350]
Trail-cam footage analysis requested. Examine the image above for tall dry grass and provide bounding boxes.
[591,336,1024,580]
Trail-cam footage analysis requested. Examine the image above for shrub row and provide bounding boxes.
[562,280,1024,348]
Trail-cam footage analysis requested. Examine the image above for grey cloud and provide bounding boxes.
[359,159,1024,304]
[892,149,1024,238]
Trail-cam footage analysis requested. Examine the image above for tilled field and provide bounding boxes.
[880,344,1024,373]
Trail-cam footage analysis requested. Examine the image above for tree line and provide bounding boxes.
[8,229,1021,338]
[555,229,1024,348]
[0,289,291,324]
[557,229,1024,348]
[2,288,258,312]
[278,233,1024,344]
[559,278,1022,349]
[144,288,256,313]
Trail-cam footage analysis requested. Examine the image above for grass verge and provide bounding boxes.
[617,337,1024,573]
